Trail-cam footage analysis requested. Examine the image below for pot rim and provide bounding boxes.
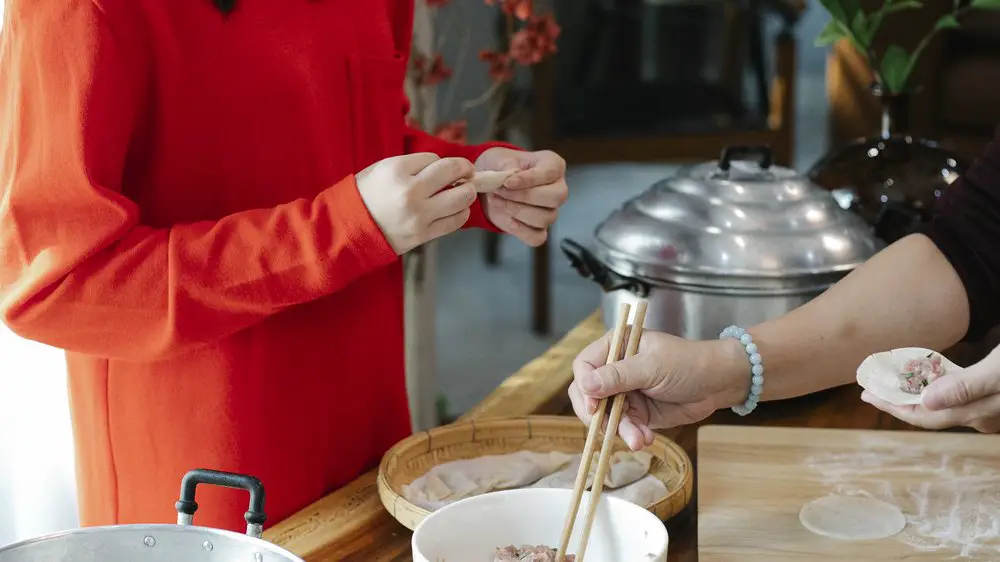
[0,524,303,560]
[595,244,858,290]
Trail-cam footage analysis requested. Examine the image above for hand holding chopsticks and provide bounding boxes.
[555,300,648,562]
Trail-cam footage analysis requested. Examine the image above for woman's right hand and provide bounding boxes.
[356,153,477,255]
[568,329,751,450]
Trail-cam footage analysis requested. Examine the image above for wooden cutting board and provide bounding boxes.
[697,425,1000,561]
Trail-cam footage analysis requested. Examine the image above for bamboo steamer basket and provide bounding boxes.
[377,415,693,531]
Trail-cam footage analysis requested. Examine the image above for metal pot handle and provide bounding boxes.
[175,469,268,539]
[718,145,773,172]
[560,238,651,297]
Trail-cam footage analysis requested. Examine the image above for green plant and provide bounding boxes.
[815,0,1000,93]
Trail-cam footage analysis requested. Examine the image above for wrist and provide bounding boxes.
[703,337,757,408]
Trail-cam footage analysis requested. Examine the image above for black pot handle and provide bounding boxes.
[560,238,651,297]
[175,469,267,538]
[718,145,773,172]
[873,201,923,244]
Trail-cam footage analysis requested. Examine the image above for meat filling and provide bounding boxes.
[493,545,575,561]
[898,352,946,394]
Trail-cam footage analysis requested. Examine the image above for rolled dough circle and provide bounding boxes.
[799,495,906,540]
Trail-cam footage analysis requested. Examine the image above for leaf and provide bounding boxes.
[880,44,913,93]
[815,20,847,46]
[934,13,962,30]
[818,0,849,23]
[841,0,862,20]
[882,0,923,14]
[850,11,870,47]
[971,0,1000,8]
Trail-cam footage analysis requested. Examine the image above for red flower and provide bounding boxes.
[478,50,514,83]
[412,53,453,86]
[434,120,468,145]
[509,15,560,66]
[485,0,533,21]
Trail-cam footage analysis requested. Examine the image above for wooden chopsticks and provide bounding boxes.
[555,300,648,562]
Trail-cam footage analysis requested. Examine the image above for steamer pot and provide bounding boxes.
[562,146,883,339]
[0,469,303,562]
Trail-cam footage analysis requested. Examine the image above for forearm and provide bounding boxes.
[1,175,395,361]
[715,234,970,405]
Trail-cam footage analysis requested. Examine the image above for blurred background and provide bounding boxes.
[3,0,998,548]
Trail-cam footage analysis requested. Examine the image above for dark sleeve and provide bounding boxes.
[920,125,1000,341]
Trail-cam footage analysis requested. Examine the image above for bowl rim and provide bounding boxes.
[411,488,670,557]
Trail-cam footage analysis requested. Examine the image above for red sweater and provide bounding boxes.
[0,0,505,531]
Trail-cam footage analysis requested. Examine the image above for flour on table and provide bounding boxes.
[803,449,1000,558]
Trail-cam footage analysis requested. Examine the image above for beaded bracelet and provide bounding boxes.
[719,325,764,416]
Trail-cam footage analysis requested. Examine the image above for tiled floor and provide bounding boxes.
[434,6,832,416]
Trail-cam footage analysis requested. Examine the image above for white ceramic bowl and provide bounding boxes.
[411,488,669,562]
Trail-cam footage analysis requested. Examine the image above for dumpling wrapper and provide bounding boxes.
[531,451,654,491]
[456,170,518,193]
[856,347,961,406]
[402,450,575,511]
[799,495,906,540]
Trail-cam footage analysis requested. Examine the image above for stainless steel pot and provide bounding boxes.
[562,146,883,339]
[0,469,303,562]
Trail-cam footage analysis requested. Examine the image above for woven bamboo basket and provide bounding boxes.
[377,415,693,531]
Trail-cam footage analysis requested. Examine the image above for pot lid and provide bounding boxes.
[593,146,883,283]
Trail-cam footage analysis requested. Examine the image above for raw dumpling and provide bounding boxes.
[454,170,517,193]
[608,450,654,488]
[607,474,669,506]
[532,451,653,491]
[402,451,574,511]
[857,347,961,406]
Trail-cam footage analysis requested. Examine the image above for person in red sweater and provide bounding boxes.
[0,0,568,532]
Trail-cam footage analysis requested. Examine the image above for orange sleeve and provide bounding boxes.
[0,4,397,361]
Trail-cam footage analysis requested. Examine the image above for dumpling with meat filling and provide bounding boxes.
[856,347,961,406]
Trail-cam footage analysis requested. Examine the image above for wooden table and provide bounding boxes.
[264,311,930,561]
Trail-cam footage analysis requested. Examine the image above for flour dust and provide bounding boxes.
[803,445,1000,559]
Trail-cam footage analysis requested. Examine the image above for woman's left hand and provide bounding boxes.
[476,147,567,247]
[862,344,1000,433]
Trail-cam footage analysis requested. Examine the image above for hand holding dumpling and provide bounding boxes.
[862,343,1000,433]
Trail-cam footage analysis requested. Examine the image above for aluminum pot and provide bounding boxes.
[0,469,303,562]
[562,146,883,339]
